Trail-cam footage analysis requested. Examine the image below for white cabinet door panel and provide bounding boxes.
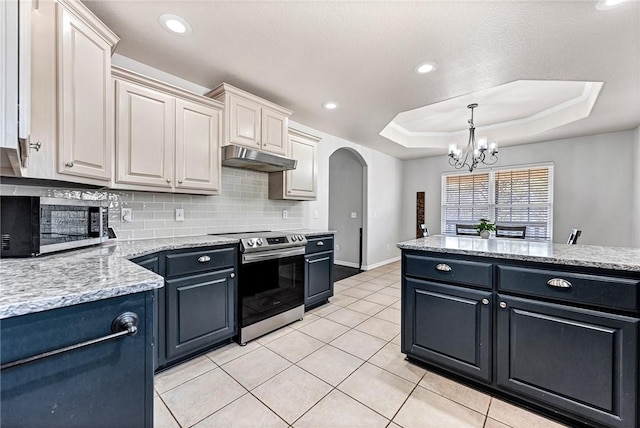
[116,80,173,188]
[229,96,260,148]
[175,100,221,193]
[261,108,288,156]
[57,6,112,180]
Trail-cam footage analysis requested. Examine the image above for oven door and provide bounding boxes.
[238,250,305,328]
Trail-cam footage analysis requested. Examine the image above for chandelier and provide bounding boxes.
[448,103,498,172]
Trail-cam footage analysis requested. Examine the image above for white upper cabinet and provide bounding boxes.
[175,99,221,193]
[115,79,174,189]
[206,83,293,156]
[269,128,320,201]
[28,0,118,184]
[113,67,222,195]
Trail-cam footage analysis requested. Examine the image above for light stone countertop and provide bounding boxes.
[0,231,335,319]
[397,236,640,272]
[0,235,238,319]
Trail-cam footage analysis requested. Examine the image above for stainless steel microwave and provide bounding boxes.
[0,196,109,257]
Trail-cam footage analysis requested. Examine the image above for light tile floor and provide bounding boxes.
[154,261,568,428]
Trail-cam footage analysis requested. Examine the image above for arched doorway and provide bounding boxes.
[329,148,367,275]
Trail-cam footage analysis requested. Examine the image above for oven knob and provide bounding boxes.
[297,235,304,241]
[257,238,264,246]
[291,235,297,242]
[247,239,255,247]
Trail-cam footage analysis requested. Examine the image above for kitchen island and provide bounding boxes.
[397,236,640,428]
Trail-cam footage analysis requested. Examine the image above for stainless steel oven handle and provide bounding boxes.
[242,247,305,264]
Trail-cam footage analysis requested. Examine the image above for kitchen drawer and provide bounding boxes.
[305,235,334,255]
[165,246,235,278]
[498,265,639,312]
[404,253,492,289]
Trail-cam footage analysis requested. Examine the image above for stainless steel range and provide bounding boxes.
[216,231,308,345]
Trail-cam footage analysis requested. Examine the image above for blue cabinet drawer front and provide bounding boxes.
[1,293,153,428]
[498,265,639,311]
[165,246,236,278]
[404,253,492,289]
[305,235,334,255]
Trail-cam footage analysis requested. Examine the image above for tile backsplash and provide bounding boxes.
[0,167,305,240]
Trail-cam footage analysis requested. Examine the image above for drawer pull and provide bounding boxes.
[230,273,235,278]
[435,263,452,272]
[547,278,572,289]
[481,298,489,305]
[0,312,138,371]
[499,302,507,309]
[317,241,324,246]
[198,255,211,263]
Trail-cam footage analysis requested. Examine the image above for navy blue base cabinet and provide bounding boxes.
[133,244,237,370]
[305,235,334,309]
[401,250,640,428]
[0,292,154,428]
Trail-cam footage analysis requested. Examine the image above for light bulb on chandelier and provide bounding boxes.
[448,103,499,173]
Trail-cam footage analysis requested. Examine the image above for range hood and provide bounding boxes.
[221,145,297,172]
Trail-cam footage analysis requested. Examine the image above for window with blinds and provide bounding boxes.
[442,165,553,240]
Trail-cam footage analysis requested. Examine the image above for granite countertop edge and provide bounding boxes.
[397,238,640,272]
[0,232,333,319]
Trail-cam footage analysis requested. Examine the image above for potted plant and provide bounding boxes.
[476,218,495,239]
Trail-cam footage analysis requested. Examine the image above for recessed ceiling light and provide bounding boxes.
[595,0,628,10]
[159,14,192,35]
[413,61,438,74]
[322,101,339,110]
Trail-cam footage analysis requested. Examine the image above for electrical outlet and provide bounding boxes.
[351,212,357,219]
[372,212,377,219]
[121,208,132,222]
[282,209,288,219]
[336,244,340,251]
[314,210,319,219]
[175,208,184,222]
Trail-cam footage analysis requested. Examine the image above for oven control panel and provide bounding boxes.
[241,234,307,252]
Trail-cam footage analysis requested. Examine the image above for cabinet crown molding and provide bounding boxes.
[111,66,224,110]
[289,127,321,143]
[55,0,119,51]
[206,82,293,117]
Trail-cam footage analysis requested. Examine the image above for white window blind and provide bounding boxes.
[442,172,490,235]
[442,164,553,240]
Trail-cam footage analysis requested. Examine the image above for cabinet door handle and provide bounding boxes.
[65,161,74,168]
[499,302,507,309]
[547,278,572,289]
[0,312,138,371]
[166,178,171,183]
[230,273,235,278]
[317,241,324,246]
[435,263,451,272]
[481,298,490,305]
[198,255,211,263]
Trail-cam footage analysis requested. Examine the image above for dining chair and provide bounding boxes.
[495,225,527,239]
[567,229,582,244]
[455,224,480,236]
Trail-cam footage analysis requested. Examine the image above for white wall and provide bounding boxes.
[401,130,636,247]
[329,149,364,267]
[290,121,403,269]
[633,126,640,247]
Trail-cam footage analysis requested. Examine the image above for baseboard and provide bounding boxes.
[362,256,401,271]
[334,260,360,269]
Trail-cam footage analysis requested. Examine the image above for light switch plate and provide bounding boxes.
[282,209,288,219]
[314,210,319,219]
[175,208,184,222]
